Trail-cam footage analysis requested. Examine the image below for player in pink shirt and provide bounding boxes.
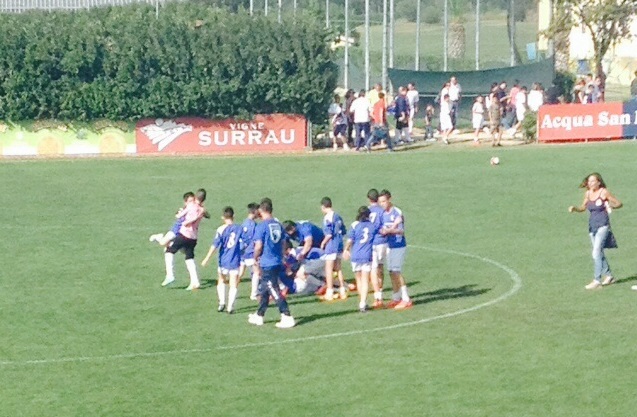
[162,188,208,290]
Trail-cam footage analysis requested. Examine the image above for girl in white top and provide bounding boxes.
[471,96,485,144]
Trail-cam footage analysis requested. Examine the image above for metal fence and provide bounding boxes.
[0,0,173,13]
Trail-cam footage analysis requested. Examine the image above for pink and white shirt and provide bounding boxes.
[179,202,205,240]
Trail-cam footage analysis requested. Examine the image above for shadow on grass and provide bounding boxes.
[410,284,491,306]
[615,275,637,285]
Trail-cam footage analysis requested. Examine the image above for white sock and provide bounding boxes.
[228,287,238,310]
[400,285,410,302]
[185,259,199,287]
[251,272,260,298]
[359,301,367,309]
[374,291,382,301]
[392,291,401,301]
[217,282,226,306]
[325,288,334,298]
[164,252,175,280]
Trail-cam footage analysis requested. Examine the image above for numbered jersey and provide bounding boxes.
[255,218,285,269]
[381,206,407,249]
[295,221,325,248]
[213,223,243,270]
[368,204,387,245]
[348,220,376,263]
[323,211,346,255]
[240,218,257,260]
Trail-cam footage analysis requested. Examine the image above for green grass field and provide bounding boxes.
[2,142,637,416]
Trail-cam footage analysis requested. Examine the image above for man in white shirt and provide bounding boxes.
[406,83,419,136]
[448,76,462,130]
[350,90,372,151]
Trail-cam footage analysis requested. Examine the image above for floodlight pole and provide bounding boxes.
[476,0,480,70]
[344,0,349,89]
[365,0,370,90]
[443,0,448,71]
[382,0,388,91]
[415,0,421,70]
[325,0,329,28]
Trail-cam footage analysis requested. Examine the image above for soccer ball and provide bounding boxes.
[490,156,500,166]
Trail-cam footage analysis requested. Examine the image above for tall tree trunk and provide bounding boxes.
[506,2,523,65]
[449,20,466,59]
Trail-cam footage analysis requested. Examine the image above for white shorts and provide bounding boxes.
[218,267,240,277]
[472,115,483,130]
[352,262,372,273]
[387,247,406,272]
[372,244,388,268]
[241,258,255,267]
[516,108,526,122]
[440,115,453,131]
[322,253,342,262]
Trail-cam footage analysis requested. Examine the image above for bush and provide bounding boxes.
[423,5,443,24]
[0,4,338,124]
[521,111,537,142]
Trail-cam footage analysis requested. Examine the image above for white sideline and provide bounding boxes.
[0,245,522,367]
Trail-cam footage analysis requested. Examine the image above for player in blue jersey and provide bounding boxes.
[238,203,260,301]
[282,220,325,261]
[344,206,377,312]
[149,191,195,247]
[248,198,295,328]
[378,189,412,310]
[319,197,347,301]
[367,188,387,308]
[201,207,244,314]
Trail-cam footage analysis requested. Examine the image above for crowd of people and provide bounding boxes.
[327,76,554,150]
[149,188,414,328]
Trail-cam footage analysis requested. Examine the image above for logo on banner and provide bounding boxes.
[140,119,193,151]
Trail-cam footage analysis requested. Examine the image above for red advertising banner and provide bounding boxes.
[136,114,307,154]
[537,102,626,142]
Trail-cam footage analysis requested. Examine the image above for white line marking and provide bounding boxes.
[0,245,522,367]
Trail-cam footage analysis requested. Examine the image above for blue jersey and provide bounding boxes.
[292,221,325,248]
[381,206,406,249]
[368,203,387,245]
[348,220,376,263]
[323,211,346,254]
[171,216,185,235]
[255,218,285,269]
[240,218,257,260]
[213,223,243,270]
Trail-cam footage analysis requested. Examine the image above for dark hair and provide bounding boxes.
[356,206,371,222]
[321,197,332,208]
[222,206,234,218]
[196,188,206,203]
[579,172,606,189]
[259,198,273,213]
[359,89,366,96]
[367,188,379,202]
[282,220,296,232]
[247,202,259,215]
[379,189,392,199]
[378,92,385,99]
[183,191,195,201]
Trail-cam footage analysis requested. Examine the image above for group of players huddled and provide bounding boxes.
[149,188,412,329]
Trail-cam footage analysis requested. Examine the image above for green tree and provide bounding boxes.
[547,0,637,81]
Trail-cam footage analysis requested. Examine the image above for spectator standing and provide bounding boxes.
[350,90,372,151]
[488,92,502,147]
[328,95,350,151]
[394,86,412,144]
[406,82,420,136]
[368,92,393,151]
[527,83,544,112]
[449,76,462,130]
[344,89,356,146]
[471,95,485,145]
[424,104,435,140]
[631,70,637,100]
[368,83,384,107]
[439,94,453,145]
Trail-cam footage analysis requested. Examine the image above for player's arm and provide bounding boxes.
[201,245,217,266]
[320,232,332,250]
[602,189,623,209]
[568,193,588,213]
[298,237,312,260]
[343,239,352,261]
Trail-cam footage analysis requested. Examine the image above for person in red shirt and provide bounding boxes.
[366,92,393,152]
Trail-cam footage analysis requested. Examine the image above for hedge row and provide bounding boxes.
[0,4,338,123]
